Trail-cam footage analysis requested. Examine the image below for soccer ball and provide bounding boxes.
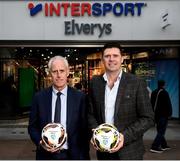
[41,123,67,150]
[92,123,120,152]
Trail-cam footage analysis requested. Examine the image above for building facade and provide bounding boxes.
[0,0,179,119]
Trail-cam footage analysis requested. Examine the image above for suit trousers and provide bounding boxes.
[97,150,143,160]
[36,147,70,160]
[97,151,119,160]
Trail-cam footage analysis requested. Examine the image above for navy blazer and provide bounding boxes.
[28,86,89,159]
[88,72,154,159]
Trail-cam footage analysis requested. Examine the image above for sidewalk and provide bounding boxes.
[143,120,180,160]
[0,119,179,160]
[0,139,180,160]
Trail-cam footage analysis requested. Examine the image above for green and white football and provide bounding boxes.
[92,123,120,152]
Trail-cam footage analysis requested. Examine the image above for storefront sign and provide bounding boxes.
[28,2,146,17]
[1,0,179,41]
[28,2,147,38]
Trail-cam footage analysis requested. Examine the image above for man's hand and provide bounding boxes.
[90,129,99,150]
[40,140,61,153]
[90,137,99,151]
[109,133,124,153]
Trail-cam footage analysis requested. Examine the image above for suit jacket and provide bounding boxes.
[28,86,89,159]
[88,72,154,159]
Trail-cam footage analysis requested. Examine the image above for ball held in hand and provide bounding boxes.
[92,123,120,152]
[41,123,67,150]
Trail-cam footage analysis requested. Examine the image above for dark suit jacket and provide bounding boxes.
[88,72,154,159]
[28,86,89,160]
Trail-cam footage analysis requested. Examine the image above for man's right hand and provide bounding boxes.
[90,137,99,151]
[90,128,99,151]
[40,140,61,153]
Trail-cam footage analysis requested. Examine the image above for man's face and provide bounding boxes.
[102,47,124,73]
[50,59,69,91]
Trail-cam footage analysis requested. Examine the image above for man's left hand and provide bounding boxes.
[109,133,124,153]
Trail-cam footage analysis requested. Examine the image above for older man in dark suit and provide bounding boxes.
[88,43,154,160]
[28,56,89,160]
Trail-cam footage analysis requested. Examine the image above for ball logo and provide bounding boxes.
[28,3,42,16]
[103,137,109,145]
[50,133,56,140]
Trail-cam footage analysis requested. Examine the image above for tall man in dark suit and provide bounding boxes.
[28,56,89,160]
[88,43,154,160]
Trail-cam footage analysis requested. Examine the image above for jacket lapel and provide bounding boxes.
[67,87,73,131]
[46,87,53,123]
[114,72,127,119]
[99,76,106,123]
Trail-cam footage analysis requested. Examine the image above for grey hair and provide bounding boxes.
[48,55,69,71]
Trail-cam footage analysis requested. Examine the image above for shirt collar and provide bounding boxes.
[52,85,68,96]
[103,69,123,82]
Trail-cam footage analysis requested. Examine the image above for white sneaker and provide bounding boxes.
[150,148,163,153]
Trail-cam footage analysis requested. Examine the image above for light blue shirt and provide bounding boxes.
[52,85,68,149]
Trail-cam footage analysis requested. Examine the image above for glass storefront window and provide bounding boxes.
[0,46,179,119]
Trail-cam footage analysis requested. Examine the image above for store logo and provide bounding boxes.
[27,2,147,38]
[28,2,147,17]
[28,3,42,16]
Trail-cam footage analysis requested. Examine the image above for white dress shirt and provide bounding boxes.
[103,70,122,125]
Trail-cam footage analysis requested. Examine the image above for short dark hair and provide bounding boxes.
[158,80,165,88]
[102,43,122,56]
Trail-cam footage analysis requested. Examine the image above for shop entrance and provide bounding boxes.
[0,44,179,119]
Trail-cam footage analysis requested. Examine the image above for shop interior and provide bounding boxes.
[0,45,179,119]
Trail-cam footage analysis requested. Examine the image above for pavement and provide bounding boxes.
[0,119,180,160]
